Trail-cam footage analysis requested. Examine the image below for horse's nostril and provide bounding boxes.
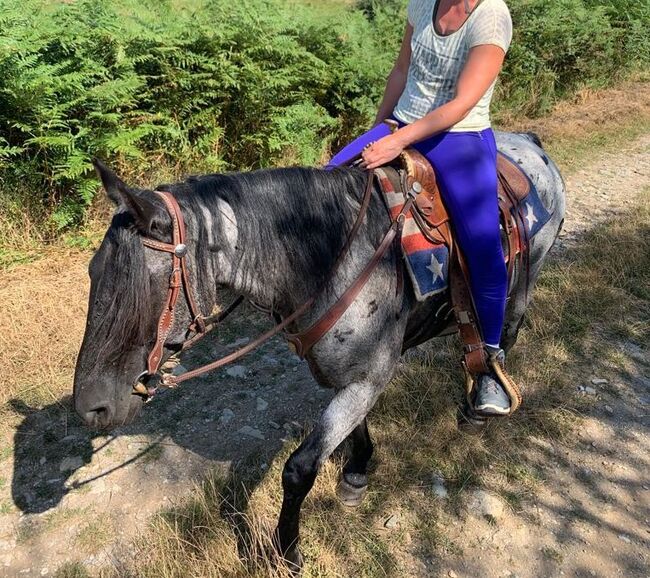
[84,405,113,429]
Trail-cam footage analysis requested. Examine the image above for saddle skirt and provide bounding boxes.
[376,148,551,301]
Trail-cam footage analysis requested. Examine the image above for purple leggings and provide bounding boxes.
[328,121,507,347]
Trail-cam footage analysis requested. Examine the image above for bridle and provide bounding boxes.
[140,193,204,371]
[132,191,206,398]
[132,172,417,401]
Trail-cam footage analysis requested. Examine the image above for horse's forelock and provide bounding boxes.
[89,220,156,362]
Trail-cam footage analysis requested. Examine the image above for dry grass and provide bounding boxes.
[0,249,90,441]
[96,193,648,577]
[100,472,304,578]
[497,77,650,172]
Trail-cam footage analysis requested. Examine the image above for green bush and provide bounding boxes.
[499,0,650,115]
[0,0,396,230]
[0,0,648,233]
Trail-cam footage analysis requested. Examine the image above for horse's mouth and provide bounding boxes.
[123,393,145,425]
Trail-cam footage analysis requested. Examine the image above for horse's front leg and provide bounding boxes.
[274,381,381,573]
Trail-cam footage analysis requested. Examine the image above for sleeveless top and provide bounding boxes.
[393,0,512,132]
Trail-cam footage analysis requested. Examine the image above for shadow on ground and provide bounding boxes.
[9,310,334,516]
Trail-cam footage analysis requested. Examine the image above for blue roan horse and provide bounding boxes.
[74,132,565,571]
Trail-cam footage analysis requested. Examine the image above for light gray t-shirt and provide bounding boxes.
[393,0,512,131]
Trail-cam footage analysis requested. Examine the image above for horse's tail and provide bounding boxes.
[521,132,544,149]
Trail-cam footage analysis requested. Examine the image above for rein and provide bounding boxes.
[133,171,416,400]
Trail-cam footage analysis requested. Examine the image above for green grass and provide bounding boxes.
[17,507,85,544]
[74,514,114,554]
[0,247,42,270]
[0,446,11,462]
[542,546,564,564]
[141,443,165,464]
[53,561,91,578]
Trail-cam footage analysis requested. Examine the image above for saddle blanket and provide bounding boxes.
[376,166,551,301]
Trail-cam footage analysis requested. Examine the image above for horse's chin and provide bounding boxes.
[123,394,145,425]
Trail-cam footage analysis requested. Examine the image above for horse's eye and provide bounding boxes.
[149,218,166,237]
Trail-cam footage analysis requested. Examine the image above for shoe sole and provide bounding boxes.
[474,403,510,416]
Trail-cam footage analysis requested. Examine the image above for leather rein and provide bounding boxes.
[133,172,417,401]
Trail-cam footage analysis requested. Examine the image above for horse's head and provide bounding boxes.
[74,161,195,430]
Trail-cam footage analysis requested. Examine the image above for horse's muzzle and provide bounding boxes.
[76,392,144,430]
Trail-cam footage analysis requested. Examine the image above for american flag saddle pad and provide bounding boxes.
[374,165,551,302]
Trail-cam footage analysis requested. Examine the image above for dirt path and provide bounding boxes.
[555,132,650,249]
[0,133,648,578]
[433,133,650,578]
[425,133,650,578]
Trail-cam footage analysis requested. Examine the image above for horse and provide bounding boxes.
[73,131,565,572]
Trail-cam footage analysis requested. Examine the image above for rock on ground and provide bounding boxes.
[468,490,506,521]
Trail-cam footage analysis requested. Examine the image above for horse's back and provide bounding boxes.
[495,131,566,219]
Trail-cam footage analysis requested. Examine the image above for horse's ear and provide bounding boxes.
[93,158,129,206]
[92,158,162,233]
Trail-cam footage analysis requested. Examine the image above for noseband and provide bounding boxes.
[133,173,416,401]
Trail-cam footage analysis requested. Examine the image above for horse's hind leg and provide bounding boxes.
[274,381,382,573]
[337,419,373,507]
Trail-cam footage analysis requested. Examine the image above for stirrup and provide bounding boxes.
[462,349,523,417]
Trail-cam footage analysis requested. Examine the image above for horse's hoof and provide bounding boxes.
[283,546,304,576]
[272,529,304,576]
[457,404,489,434]
[337,473,368,507]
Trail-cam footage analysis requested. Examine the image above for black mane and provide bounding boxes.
[91,211,155,361]
[166,166,387,307]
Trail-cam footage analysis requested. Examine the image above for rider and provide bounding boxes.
[329,0,513,415]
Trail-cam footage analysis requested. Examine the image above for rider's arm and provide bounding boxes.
[373,23,413,126]
[394,44,505,146]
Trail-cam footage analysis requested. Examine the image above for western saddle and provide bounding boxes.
[383,122,528,415]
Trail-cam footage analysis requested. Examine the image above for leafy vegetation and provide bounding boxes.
[0,0,648,233]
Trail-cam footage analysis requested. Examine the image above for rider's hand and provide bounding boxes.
[361,132,408,169]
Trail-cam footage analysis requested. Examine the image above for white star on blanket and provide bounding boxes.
[525,202,539,230]
[426,253,445,283]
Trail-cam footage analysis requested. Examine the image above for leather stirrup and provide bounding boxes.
[462,351,523,416]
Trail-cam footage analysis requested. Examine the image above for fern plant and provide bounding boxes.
[0,0,648,234]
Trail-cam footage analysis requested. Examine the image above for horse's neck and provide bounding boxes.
[193,183,294,311]
[195,170,363,313]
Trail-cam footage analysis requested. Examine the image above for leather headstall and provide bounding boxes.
[133,191,207,398]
